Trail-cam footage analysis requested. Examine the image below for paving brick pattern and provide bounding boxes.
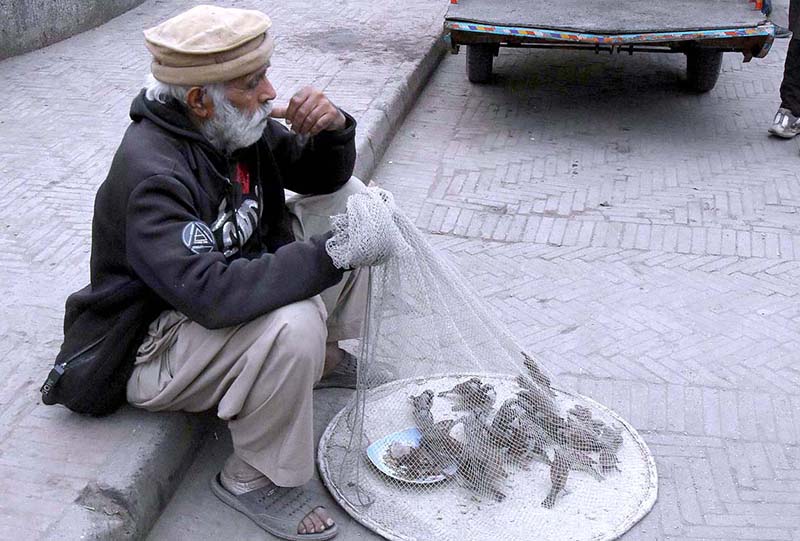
[371,40,800,539]
[0,1,445,538]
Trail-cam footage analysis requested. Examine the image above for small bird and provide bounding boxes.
[562,417,603,453]
[515,385,558,420]
[410,389,435,435]
[438,378,482,399]
[458,420,508,501]
[596,423,624,454]
[513,418,550,464]
[419,418,464,469]
[598,449,621,473]
[542,449,570,508]
[567,404,593,423]
[560,447,604,482]
[489,397,521,447]
[438,377,496,416]
[522,352,554,393]
[589,418,608,434]
[458,455,507,501]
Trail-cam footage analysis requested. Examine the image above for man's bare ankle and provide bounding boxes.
[323,343,346,376]
[220,470,273,495]
[220,453,273,495]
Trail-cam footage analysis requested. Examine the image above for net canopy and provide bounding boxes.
[321,188,657,541]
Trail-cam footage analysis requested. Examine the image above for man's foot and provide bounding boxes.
[215,454,337,540]
[213,474,337,540]
[316,349,358,389]
[315,346,397,389]
[769,108,800,138]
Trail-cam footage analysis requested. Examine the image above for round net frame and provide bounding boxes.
[321,189,658,541]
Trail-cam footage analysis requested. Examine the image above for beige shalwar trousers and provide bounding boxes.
[126,177,367,487]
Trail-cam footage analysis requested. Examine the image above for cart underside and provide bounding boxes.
[445,0,766,35]
[445,0,774,91]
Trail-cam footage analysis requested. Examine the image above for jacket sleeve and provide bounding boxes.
[266,110,357,195]
[125,174,344,329]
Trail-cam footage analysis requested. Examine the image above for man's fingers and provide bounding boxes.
[293,100,318,134]
[269,105,287,119]
[299,104,328,135]
[285,87,313,126]
[309,111,336,136]
[276,87,342,134]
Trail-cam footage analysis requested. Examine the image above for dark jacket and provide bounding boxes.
[44,91,356,415]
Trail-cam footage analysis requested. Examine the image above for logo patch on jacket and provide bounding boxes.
[182,221,216,254]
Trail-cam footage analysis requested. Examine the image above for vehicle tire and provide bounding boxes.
[685,49,723,93]
[467,44,494,84]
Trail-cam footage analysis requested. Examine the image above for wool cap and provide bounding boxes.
[144,5,274,86]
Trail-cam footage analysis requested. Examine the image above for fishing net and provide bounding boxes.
[320,188,657,541]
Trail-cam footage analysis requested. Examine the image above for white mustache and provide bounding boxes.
[248,101,273,125]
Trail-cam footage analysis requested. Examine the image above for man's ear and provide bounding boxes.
[186,86,213,119]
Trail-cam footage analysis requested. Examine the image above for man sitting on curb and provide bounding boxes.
[47,5,370,540]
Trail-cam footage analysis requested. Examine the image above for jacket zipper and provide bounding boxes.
[40,334,106,398]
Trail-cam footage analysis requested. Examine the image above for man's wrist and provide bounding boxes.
[327,108,347,132]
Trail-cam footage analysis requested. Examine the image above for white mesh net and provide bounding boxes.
[322,188,657,541]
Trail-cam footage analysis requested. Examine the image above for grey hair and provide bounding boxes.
[143,73,227,104]
[143,73,190,104]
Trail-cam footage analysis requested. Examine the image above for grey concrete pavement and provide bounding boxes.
[148,34,800,541]
[0,0,446,539]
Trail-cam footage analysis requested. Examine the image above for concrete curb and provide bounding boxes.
[42,410,209,540]
[39,31,447,541]
[353,36,449,182]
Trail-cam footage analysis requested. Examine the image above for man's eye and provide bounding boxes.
[247,74,266,89]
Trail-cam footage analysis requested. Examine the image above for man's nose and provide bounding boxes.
[259,78,277,102]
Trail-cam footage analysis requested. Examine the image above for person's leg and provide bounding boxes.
[772,1,800,138]
[286,177,370,370]
[779,38,800,117]
[127,299,336,537]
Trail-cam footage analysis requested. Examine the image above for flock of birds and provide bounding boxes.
[394,353,625,508]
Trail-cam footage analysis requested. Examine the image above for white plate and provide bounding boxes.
[366,426,458,484]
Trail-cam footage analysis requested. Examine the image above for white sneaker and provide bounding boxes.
[769,108,800,138]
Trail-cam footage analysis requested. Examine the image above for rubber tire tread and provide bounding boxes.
[467,44,494,84]
[686,49,723,93]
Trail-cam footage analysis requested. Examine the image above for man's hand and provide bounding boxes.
[270,86,346,136]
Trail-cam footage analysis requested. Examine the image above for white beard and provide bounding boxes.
[200,86,273,154]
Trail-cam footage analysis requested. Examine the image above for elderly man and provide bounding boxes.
[42,5,369,540]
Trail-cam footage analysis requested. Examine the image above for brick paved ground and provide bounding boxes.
[0,0,445,538]
[151,31,800,541]
[3,0,800,539]
[371,38,800,540]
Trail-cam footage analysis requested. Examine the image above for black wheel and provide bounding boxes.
[685,49,723,93]
[466,44,494,84]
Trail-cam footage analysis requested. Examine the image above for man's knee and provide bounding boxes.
[262,298,327,379]
[336,176,367,197]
